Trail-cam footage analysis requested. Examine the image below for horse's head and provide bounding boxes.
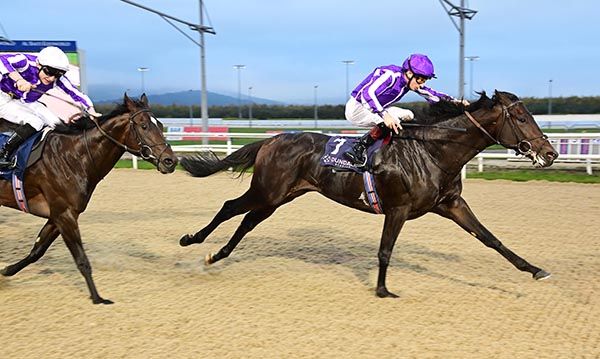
[491,90,558,167]
[121,93,178,173]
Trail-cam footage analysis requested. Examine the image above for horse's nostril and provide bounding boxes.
[162,157,176,168]
[549,151,558,160]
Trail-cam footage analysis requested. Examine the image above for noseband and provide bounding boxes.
[89,108,171,161]
[464,100,547,156]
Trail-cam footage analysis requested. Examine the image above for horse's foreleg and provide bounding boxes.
[54,212,112,304]
[180,190,258,247]
[433,196,550,280]
[376,207,409,298]
[1,220,60,276]
[206,206,277,265]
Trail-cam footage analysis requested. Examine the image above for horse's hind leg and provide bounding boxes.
[1,220,59,276]
[180,189,259,246]
[206,206,277,265]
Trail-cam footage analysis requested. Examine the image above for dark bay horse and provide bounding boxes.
[0,94,177,304]
[179,90,558,298]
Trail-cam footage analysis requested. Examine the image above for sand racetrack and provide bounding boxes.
[1,169,598,358]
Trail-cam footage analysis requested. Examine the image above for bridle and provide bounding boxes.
[89,108,171,161]
[31,88,170,161]
[464,100,547,156]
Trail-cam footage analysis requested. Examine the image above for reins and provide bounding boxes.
[464,100,548,156]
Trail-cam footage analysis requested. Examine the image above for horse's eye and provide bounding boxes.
[141,123,148,130]
[517,117,526,123]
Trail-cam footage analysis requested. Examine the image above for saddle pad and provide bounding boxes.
[319,135,387,173]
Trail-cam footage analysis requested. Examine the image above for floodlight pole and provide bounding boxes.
[120,0,215,144]
[464,56,479,100]
[342,60,354,101]
[248,86,253,128]
[137,67,149,94]
[313,85,319,128]
[233,65,245,120]
[439,0,477,99]
[548,79,553,115]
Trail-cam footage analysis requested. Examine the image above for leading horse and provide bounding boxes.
[179,90,558,298]
[0,94,177,304]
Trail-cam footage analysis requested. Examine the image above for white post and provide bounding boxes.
[227,137,233,155]
[132,155,138,170]
[586,158,592,175]
[461,165,466,180]
[478,157,483,172]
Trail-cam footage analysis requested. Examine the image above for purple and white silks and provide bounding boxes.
[0,53,92,108]
[351,64,454,115]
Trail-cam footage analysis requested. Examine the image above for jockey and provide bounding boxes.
[0,46,101,168]
[344,53,468,167]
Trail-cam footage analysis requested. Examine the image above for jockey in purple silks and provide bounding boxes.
[0,46,101,168]
[344,53,469,167]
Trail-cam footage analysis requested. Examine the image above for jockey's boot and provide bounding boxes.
[0,124,37,169]
[344,122,389,167]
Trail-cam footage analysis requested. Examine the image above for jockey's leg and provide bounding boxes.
[344,123,388,167]
[343,98,390,167]
[0,96,45,168]
[28,101,63,129]
[0,123,37,168]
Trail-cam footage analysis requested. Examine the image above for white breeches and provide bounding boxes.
[0,91,62,131]
[344,97,414,128]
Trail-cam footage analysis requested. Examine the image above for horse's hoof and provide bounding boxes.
[0,266,13,277]
[204,253,213,266]
[92,297,114,305]
[534,269,551,280]
[179,234,192,247]
[376,287,400,298]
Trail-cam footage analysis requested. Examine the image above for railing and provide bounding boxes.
[128,132,600,175]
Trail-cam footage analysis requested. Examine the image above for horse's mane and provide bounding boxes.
[412,91,495,126]
[52,99,144,134]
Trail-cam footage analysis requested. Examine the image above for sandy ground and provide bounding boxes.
[0,169,598,358]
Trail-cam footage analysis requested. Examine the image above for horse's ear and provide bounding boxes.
[140,93,149,107]
[123,92,136,110]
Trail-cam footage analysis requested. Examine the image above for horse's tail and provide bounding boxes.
[180,139,267,178]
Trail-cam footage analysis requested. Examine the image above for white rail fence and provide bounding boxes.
[128,132,600,175]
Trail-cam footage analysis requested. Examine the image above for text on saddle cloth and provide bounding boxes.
[319,135,390,173]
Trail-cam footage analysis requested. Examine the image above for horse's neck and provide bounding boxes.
[418,108,501,175]
[78,117,129,180]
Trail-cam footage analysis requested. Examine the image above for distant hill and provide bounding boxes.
[90,85,281,106]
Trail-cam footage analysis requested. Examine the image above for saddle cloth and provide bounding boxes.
[0,130,48,212]
[319,135,389,173]
[319,135,389,214]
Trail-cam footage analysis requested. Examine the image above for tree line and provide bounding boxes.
[96,96,600,119]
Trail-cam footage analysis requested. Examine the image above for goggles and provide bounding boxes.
[413,75,430,84]
[41,66,66,78]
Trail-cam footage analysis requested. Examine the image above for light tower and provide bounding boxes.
[439,0,477,99]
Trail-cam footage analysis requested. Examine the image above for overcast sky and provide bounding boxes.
[2,1,599,104]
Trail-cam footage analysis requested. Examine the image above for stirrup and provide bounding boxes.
[0,156,17,170]
[345,150,367,168]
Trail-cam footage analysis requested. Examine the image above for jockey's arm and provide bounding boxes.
[7,72,34,92]
[417,86,469,105]
[55,76,95,111]
[0,54,33,92]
